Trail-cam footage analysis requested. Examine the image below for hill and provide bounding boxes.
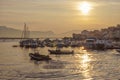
[0,26,54,38]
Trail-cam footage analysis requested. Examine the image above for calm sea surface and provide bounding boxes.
[0,41,120,80]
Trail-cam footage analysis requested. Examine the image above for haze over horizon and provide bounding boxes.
[0,0,120,33]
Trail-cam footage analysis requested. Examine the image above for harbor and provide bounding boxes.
[0,25,120,79]
[0,0,120,79]
[11,24,120,51]
[0,25,120,80]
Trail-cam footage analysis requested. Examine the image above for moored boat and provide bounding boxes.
[12,45,18,47]
[116,49,120,53]
[29,52,51,61]
[48,49,74,55]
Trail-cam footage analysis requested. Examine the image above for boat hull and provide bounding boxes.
[116,49,120,53]
[29,53,51,61]
[48,50,74,55]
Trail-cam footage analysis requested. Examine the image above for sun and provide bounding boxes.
[78,1,92,15]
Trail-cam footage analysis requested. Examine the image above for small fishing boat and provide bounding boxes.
[29,52,51,61]
[48,49,74,55]
[116,49,120,53]
[12,45,18,47]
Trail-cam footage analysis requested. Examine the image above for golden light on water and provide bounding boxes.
[78,1,93,15]
[75,47,92,79]
[81,53,92,79]
[81,54,91,70]
[76,48,92,79]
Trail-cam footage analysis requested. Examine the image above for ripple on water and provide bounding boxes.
[43,60,66,69]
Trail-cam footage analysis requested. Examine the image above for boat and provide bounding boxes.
[48,49,74,55]
[12,45,18,47]
[19,23,39,48]
[19,23,30,47]
[116,49,120,53]
[84,38,110,50]
[29,52,51,61]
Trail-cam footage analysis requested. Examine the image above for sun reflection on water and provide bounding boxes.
[78,46,88,54]
[81,53,92,79]
[76,48,93,79]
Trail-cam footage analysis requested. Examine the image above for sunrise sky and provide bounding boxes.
[0,0,120,33]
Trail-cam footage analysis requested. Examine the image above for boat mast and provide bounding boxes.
[20,23,29,41]
[26,26,30,39]
[24,23,27,39]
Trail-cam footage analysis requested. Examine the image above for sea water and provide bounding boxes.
[0,41,120,80]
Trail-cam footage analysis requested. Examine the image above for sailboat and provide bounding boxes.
[19,23,29,47]
[19,23,38,48]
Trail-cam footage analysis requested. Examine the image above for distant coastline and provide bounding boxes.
[0,24,120,39]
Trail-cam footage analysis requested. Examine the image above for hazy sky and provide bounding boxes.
[0,0,120,33]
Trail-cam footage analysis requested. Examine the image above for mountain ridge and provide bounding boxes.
[0,26,82,38]
[0,26,55,38]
